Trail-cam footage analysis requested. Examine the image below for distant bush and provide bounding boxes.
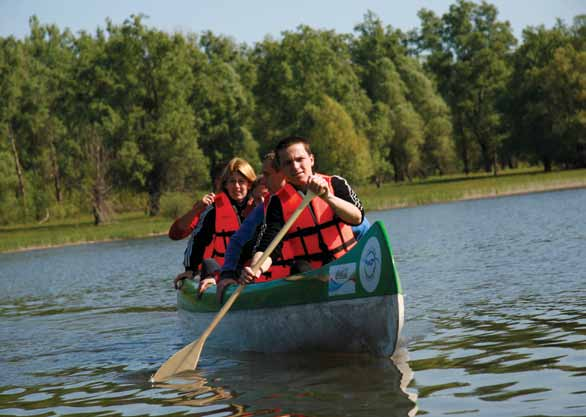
[48,202,82,221]
[111,191,149,213]
[0,199,20,225]
[160,192,193,219]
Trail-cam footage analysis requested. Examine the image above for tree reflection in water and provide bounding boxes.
[152,346,418,417]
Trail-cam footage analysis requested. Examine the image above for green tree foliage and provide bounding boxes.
[68,29,120,224]
[414,0,516,175]
[395,56,456,176]
[252,26,372,153]
[306,95,372,183]
[543,44,586,168]
[1,7,585,225]
[104,16,208,215]
[191,32,259,177]
[0,37,28,220]
[508,19,586,171]
[0,18,77,222]
[366,102,395,186]
[25,18,75,210]
[352,11,455,181]
[371,57,425,181]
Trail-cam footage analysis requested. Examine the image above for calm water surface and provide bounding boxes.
[1,188,585,416]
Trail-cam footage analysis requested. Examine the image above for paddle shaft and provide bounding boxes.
[152,190,316,382]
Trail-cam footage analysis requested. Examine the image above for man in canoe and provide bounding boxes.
[211,150,372,300]
[240,136,365,283]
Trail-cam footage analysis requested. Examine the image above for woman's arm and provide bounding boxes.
[168,193,215,240]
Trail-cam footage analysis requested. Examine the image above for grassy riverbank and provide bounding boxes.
[358,167,586,210]
[0,212,171,253]
[1,167,585,253]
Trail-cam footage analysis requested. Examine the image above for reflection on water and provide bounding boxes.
[1,189,585,416]
[0,351,417,416]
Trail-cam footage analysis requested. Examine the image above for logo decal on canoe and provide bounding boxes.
[359,237,381,293]
[328,264,356,296]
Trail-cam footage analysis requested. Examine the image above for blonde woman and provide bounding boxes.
[175,158,256,291]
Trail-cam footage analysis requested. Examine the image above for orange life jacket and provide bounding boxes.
[268,175,357,279]
[202,192,253,267]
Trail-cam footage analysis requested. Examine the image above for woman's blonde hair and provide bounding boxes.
[219,157,256,191]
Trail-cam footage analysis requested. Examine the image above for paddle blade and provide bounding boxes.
[151,338,205,383]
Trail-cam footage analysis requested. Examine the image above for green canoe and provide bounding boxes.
[177,220,404,356]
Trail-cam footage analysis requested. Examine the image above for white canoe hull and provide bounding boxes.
[178,293,404,356]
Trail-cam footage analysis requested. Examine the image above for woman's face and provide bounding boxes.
[225,172,250,203]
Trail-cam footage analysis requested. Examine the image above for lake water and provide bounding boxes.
[1,188,585,416]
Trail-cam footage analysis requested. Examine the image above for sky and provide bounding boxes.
[0,0,584,45]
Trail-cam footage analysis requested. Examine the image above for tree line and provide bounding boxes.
[1,0,584,225]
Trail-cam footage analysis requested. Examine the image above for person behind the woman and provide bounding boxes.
[174,157,256,290]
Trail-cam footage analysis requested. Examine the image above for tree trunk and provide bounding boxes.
[492,151,498,177]
[8,126,26,212]
[391,155,403,182]
[92,177,111,226]
[543,156,552,173]
[90,130,112,225]
[478,141,492,173]
[457,128,471,175]
[148,167,162,216]
[454,118,470,175]
[49,137,62,203]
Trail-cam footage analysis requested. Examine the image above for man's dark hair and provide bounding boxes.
[275,136,312,165]
[262,151,279,171]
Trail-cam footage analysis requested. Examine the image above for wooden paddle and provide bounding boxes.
[151,190,316,382]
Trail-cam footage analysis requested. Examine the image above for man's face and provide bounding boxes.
[261,159,285,194]
[277,143,314,187]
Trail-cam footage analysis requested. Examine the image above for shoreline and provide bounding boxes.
[367,181,586,211]
[2,182,585,255]
[0,231,169,255]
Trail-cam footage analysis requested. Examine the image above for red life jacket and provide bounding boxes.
[268,175,357,279]
[202,192,253,267]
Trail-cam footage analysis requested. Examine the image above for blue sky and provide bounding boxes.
[0,0,583,45]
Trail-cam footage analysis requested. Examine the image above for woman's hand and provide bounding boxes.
[193,192,215,211]
[198,277,217,294]
[201,192,215,206]
[174,270,195,290]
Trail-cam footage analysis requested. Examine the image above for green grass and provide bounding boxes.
[357,167,586,210]
[1,167,585,253]
[0,212,170,253]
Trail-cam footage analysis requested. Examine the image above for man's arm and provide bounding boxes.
[308,175,363,225]
[239,196,284,283]
[252,195,285,258]
[220,204,264,274]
